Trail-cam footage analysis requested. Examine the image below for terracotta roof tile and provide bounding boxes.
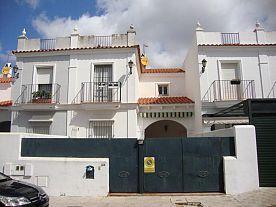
[12,45,139,54]
[0,100,12,106]
[138,96,194,105]
[0,77,13,83]
[198,43,276,47]
[142,68,184,73]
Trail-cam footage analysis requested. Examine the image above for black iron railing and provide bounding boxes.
[268,81,276,98]
[94,36,112,47]
[221,33,240,44]
[15,83,61,104]
[202,80,255,102]
[40,39,56,50]
[72,81,121,103]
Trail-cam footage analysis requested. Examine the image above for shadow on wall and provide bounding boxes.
[12,111,55,129]
[69,110,116,137]
[145,120,187,138]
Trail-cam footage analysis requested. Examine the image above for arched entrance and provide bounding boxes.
[145,120,187,138]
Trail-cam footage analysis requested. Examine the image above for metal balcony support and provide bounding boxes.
[202,80,255,102]
[72,81,121,104]
[15,83,61,104]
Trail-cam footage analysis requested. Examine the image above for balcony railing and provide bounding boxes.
[93,36,112,47]
[40,39,56,50]
[72,81,121,104]
[268,81,276,98]
[221,33,240,44]
[202,80,255,102]
[15,83,61,104]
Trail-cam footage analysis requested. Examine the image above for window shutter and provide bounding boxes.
[37,68,53,84]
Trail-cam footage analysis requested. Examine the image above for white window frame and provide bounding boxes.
[32,64,56,97]
[88,119,114,138]
[28,121,52,135]
[90,62,115,83]
[217,59,243,81]
[155,82,170,97]
[32,64,56,85]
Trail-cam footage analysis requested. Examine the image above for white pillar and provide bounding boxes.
[254,21,266,44]
[195,21,205,45]
[17,28,27,51]
[127,25,136,46]
[254,21,271,97]
[70,27,79,48]
[258,53,270,97]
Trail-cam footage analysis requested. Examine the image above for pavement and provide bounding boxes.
[49,187,276,207]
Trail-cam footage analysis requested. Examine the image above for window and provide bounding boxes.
[27,123,51,134]
[93,65,113,102]
[158,84,169,96]
[89,120,114,138]
[36,68,53,99]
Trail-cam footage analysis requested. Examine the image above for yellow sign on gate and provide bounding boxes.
[144,157,155,173]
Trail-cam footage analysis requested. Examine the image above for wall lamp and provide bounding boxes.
[201,59,207,74]
[128,60,134,75]
[12,65,20,79]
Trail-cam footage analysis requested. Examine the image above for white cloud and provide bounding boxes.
[32,0,276,67]
[0,42,16,66]
[16,0,40,9]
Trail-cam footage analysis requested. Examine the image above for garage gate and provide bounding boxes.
[207,98,276,187]
[21,137,235,193]
[247,99,276,187]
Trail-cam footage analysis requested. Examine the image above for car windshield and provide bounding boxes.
[0,173,10,181]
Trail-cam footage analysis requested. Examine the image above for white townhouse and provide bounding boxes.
[10,26,199,138]
[184,22,276,131]
[0,65,13,131]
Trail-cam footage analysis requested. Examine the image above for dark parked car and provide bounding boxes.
[0,172,49,207]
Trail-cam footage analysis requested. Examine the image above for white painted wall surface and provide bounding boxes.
[198,47,276,99]
[139,73,186,98]
[195,125,259,194]
[0,133,109,197]
[68,109,137,138]
[197,31,276,45]
[0,83,11,101]
[183,36,202,133]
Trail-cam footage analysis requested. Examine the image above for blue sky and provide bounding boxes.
[1,0,275,68]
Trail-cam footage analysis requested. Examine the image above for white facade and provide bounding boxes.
[184,22,276,130]
[11,27,198,138]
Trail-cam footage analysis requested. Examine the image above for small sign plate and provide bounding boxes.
[144,157,155,173]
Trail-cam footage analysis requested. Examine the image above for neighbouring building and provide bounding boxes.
[184,22,276,131]
[10,26,199,138]
[0,64,13,131]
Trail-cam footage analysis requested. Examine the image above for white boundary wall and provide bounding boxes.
[0,133,109,197]
[195,125,259,194]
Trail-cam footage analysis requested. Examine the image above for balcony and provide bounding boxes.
[17,34,130,51]
[15,83,61,104]
[221,33,240,45]
[202,80,255,102]
[40,39,56,50]
[268,81,276,98]
[72,82,121,104]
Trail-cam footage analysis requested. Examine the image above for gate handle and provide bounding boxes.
[119,171,130,178]
[158,171,170,178]
[198,170,209,178]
